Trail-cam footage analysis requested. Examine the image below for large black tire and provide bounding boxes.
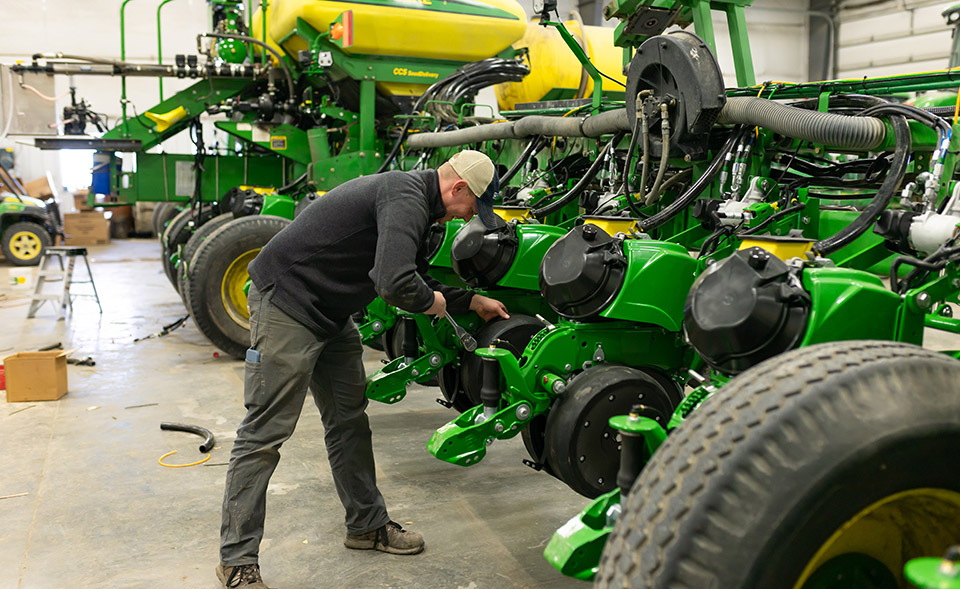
[544,364,681,498]
[177,213,234,304]
[160,207,216,293]
[2,221,52,266]
[446,314,544,413]
[597,341,960,589]
[151,203,167,236]
[152,203,179,237]
[184,215,289,358]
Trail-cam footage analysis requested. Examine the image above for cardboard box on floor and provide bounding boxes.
[64,211,110,245]
[4,350,68,402]
[73,189,92,211]
[23,176,54,199]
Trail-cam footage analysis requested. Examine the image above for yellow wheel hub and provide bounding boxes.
[221,249,260,329]
[8,230,43,261]
[794,488,960,588]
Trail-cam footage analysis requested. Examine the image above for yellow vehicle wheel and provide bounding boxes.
[2,222,51,266]
[220,248,260,329]
[183,215,289,359]
[597,341,960,589]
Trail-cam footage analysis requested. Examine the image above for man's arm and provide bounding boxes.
[368,179,437,314]
[418,262,475,315]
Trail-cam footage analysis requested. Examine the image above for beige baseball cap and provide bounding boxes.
[448,150,499,229]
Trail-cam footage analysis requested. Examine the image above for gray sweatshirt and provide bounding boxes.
[248,169,474,337]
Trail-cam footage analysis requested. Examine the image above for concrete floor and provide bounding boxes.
[0,239,587,589]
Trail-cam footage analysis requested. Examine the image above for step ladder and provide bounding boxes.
[27,246,103,320]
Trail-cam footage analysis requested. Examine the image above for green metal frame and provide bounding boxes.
[366,312,480,404]
[113,152,289,204]
[602,0,756,87]
[427,319,690,466]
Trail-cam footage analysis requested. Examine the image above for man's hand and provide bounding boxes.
[425,291,447,317]
[470,294,510,321]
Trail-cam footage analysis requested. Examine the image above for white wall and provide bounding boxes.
[0,0,810,192]
[699,0,810,87]
[0,0,214,195]
[837,0,959,78]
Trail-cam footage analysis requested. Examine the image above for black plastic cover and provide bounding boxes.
[424,222,447,261]
[451,215,517,288]
[539,224,627,320]
[231,188,263,218]
[625,31,726,161]
[684,247,811,375]
[874,209,918,255]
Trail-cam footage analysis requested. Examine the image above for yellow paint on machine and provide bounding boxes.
[738,236,814,261]
[582,217,638,237]
[493,206,531,223]
[255,0,526,65]
[495,20,626,111]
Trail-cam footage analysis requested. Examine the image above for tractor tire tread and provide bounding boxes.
[185,215,289,359]
[596,340,960,589]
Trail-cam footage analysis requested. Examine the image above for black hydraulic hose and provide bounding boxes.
[812,112,910,256]
[639,127,746,232]
[862,102,951,136]
[532,131,625,219]
[501,136,543,186]
[621,113,644,218]
[161,422,215,453]
[789,94,888,111]
[741,203,806,236]
[893,242,960,292]
[380,57,529,171]
[277,171,308,194]
[891,256,945,293]
[378,118,415,173]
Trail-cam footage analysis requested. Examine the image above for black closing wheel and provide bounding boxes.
[450,314,544,413]
[520,413,554,476]
[381,321,405,361]
[597,341,960,589]
[161,207,216,293]
[184,215,289,359]
[544,364,681,498]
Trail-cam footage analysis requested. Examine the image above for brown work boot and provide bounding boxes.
[216,563,271,588]
[344,521,425,555]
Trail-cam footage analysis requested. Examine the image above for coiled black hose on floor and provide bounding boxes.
[161,422,216,453]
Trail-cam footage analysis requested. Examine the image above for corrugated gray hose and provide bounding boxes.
[717,97,887,150]
[405,97,888,151]
[405,109,630,148]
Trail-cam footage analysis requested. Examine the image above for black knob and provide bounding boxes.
[748,250,770,270]
[582,224,598,242]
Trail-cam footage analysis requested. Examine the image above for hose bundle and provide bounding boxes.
[377,57,529,172]
[425,57,530,125]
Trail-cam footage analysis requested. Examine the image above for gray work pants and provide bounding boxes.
[219,284,390,566]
